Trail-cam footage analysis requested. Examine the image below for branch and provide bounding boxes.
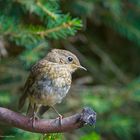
[36,1,57,20]
[0,107,96,133]
[36,22,74,37]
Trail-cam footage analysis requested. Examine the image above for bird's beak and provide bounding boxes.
[78,65,87,71]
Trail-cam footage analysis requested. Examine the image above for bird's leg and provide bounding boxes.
[51,106,63,125]
[29,104,39,128]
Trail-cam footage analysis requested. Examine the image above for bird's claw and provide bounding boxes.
[29,113,39,128]
[56,114,63,126]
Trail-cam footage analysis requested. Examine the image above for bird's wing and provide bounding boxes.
[18,59,48,110]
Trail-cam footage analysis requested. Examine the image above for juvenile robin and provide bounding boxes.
[18,49,86,126]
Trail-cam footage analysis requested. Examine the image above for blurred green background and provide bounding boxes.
[0,0,140,140]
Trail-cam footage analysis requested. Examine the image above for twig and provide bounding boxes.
[36,22,73,37]
[0,107,96,133]
[36,1,57,20]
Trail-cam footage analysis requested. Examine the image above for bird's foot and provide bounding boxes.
[29,116,35,128]
[56,114,63,126]
[29,113,39,128]
[50,106,63,126]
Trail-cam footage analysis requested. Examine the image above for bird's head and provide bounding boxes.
[46,49,86,73]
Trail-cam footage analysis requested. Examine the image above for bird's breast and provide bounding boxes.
[32,72,71,106]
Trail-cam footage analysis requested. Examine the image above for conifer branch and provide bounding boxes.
[36,22,75,37]
[36,1,57,20]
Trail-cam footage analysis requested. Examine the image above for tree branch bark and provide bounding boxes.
[0,107,96,133]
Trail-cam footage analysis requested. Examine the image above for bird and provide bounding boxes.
[18,49,86,127]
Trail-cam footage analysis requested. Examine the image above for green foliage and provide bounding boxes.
[0,0,82,68]
[0,90,11,106]
[80,132,101,140]
[42,133,63,140]
[125,77,140,102]
[0,0,82,41]
[81,82,139,140]
[2,129,63,140]
[64,0,140,46]
[3,129,41,140]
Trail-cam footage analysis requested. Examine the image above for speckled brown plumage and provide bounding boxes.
[18,49,86,126]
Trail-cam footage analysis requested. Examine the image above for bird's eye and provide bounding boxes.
[68,56,73,62]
